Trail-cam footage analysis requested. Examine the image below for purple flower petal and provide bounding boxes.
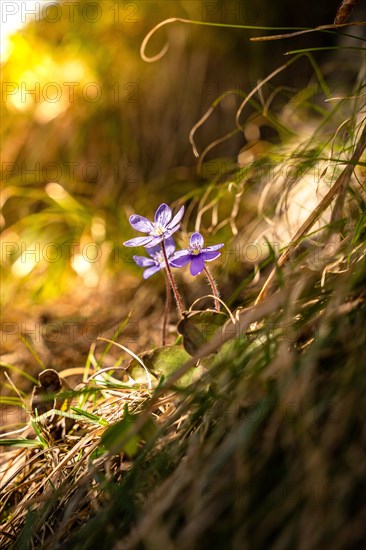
[154,203,172,226]
[145,243,162,257]
[145,237,176,259]
[144,235,166,247]
[171,249,190,259]
[133,255,155,267]
[123,236,156,247]
[149,227,178,244]
[170,250,191,268]
[190,255,205,276]
[168,205,185,229]
[202,243,224,252]
[190,232,204,248]
[164,224,180,238]
[170,257,191,269]
[143,265,161,279]
[129,215,153,233]
[164,237,176,257]
[201,250,221,262]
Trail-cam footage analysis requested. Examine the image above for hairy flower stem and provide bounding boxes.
[162,271,171,346]
[204,266,220,311]
[161,240,185,316]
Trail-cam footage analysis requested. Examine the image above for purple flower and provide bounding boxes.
[123,203,184,248]
[133,237,176,279]
[170,232,224,276]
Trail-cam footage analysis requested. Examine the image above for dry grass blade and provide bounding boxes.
[0,381,157,548]
[250,21,366,42]
[255,120,366,304]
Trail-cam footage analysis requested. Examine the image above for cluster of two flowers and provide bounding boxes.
[123,203,223,279]
[123,203,224,314]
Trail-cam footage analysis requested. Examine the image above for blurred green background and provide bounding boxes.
[1,0,362,310]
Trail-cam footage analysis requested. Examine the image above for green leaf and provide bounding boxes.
[0,397,25,407]
[0,438,43,448]
[71,407,108,426]
[177,309,228,356]
[90,445,108,461]
[128,345,193,388]
[100,405,157,457]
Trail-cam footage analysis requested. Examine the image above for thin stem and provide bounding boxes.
[162,271,171,346]
[161,241,185,316]
[204,266,220,311]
